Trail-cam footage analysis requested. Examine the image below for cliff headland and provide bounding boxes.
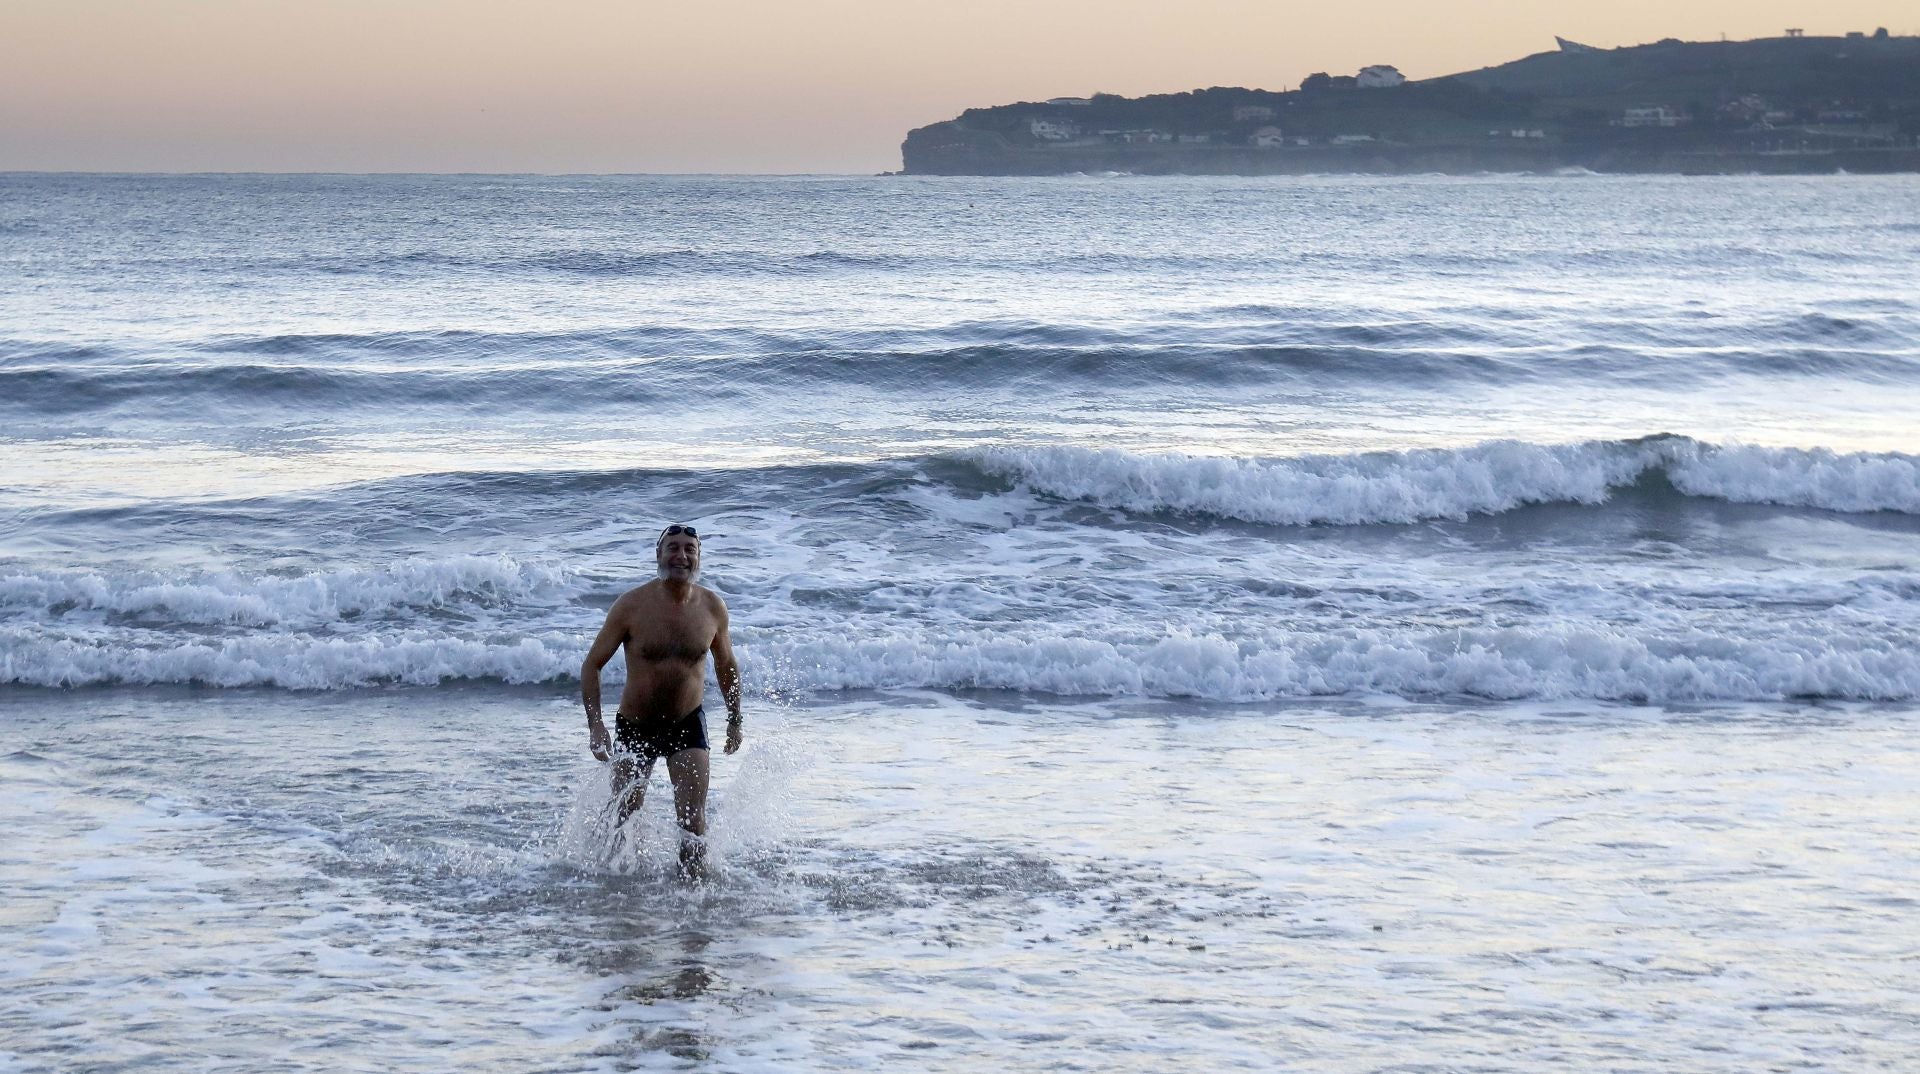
[900,32,1920,175]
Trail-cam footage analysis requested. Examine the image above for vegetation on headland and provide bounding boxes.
[899,32,1920,175]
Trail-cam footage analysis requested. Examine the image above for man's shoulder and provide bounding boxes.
[612,580,723,611]
[612,580,662,608]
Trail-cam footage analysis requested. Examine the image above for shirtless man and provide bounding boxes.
[581,523,742,878]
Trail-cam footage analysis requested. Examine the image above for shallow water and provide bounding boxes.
[4,688,1917,1072]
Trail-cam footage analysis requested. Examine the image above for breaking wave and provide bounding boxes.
[0,555,572,629]
[3,437,1916,702]
[968,436,1920,524]
[6,621,1918,702]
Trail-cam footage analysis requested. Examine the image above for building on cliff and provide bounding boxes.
[1029,118,1078,141]
[1617,106,1688,128]
[1357,65,1406,88]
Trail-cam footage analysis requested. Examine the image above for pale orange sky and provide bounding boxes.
[2,0,1913,173]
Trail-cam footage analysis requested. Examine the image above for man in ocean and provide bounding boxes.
[580,523,743,879]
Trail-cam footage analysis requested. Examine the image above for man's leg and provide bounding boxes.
[611,755,651,829]
[665,748,712,879]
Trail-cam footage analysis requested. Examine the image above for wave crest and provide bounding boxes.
[0,555,571,629]
[7,622,1918,702]
[967,437,1920,525]
[755,623,1920,703]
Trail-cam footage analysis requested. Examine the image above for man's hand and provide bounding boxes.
[725,719,743,755]
[588,717,612,762]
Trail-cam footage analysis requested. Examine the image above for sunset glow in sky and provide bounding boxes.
[3,0,1915,173]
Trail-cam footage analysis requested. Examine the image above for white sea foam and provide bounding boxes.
[968,437,1920,525]
[0,554,573,628]
[3,462,1917,702]
[1666,442,1920,514]
[0,629,579,689]
[754,622,1920,703]
[7,619,1917,702]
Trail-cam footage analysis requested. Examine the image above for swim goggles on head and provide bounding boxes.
[656,524,702,551]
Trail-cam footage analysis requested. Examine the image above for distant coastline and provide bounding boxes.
[900,32,1920,176]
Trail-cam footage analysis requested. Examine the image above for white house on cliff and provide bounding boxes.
[1357,65,1406,88]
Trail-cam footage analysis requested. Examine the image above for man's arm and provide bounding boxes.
[581,598,628,761]
[710,600,743,755]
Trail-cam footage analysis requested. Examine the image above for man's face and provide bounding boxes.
[657,533,701,581]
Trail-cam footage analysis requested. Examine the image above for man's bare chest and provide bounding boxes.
[624,609,715,664]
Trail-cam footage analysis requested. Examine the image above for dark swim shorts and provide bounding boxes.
[614,707,710,765]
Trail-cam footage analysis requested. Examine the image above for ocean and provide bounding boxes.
[3,172,1918,1071]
